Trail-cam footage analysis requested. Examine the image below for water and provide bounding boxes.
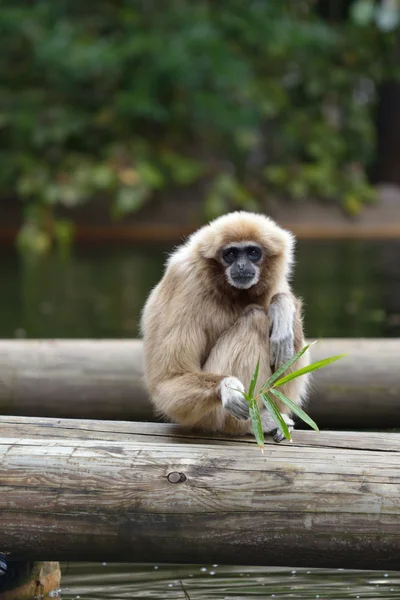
[55,563,400,599]
[1,238,400,598]
[0,239,399,339]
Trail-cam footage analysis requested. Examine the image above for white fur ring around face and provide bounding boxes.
[220,376,249,420]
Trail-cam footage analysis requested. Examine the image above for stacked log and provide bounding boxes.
[0,339,398,428]
[0,416,399,570]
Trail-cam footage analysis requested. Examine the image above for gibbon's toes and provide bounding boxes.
[272,428,286,443]
[220,376,249,421]
[264,412,294,443]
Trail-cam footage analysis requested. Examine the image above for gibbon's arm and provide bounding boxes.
[152,371,249,427]
[268,284,302,369]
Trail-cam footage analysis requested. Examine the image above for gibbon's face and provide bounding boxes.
[220,242,263,290]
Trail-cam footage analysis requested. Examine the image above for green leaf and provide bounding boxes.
[113,184,151,218]
[375,4,400,32]
[261,343,313,392]
[248,397,264,450]
[53,218,75,250]
[261,393,291,440]
[248,356,260,398]
[163,153,204,185]
[270,388,319,432]
[350,0,375,26]
[92,165,115,190]
[204,190,229,220]
[273,354,347,388]
[136,160,165,189]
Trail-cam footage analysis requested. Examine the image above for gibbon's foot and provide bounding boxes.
[261,411,294,443]
[220,377,249,421]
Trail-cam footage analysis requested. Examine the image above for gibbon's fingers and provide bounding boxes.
[220,377,249,421]
[261,411,294,443]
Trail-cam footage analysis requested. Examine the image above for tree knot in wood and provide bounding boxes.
[167,471,186,484]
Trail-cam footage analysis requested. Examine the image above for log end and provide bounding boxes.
[0,562,61,600]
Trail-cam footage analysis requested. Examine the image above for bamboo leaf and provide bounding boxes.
[261,393,291,440]
[248,356,260,398]
[272,354,347,388]
[260,343,314,391]
[248,396,265,450]
[270,388,319,432]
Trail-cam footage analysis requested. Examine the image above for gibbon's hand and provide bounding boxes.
[268,295,295,370]
[220,377,249,420]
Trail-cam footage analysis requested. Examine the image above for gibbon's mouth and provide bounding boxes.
[231,274,257,289]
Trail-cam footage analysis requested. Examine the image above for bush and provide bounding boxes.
[1,0,399,248]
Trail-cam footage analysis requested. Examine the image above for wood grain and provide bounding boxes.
[0,416,399,569]
[0,339,399,428]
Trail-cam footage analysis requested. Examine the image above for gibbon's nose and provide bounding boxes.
[237,259,246,272]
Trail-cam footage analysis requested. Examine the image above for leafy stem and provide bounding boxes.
[241,343,346,451]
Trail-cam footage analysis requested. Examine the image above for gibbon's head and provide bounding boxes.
[191,212,295,297]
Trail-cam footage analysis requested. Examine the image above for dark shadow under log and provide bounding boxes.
[0,339,399,429]
[0,416,400,570]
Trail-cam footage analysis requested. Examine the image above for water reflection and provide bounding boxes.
[0,239,399,339]
[55,563,400,599]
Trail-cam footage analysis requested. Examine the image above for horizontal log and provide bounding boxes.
[0,339,399,429]
[0,340,148,421]
[0,416,400,570]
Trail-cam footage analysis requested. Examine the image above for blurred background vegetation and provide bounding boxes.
[1,0,400,251]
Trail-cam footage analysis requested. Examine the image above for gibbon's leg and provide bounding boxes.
[202,306,290,439]
[151,370,229,431]
[267,295,310,441]
[204,303,309,440]
[150,308,267,434]
[151,303,308,439]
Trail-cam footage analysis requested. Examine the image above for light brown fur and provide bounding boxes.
[141,211,309,436]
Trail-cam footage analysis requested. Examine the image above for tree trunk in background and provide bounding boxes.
[375,81,400,185]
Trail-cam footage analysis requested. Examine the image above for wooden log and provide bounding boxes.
[307,338,400,429]
[0,340,148,421]
[0,562,61,600]
[1,416,400,570]
[0,339,399,428]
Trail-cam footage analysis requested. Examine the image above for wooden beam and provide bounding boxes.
[0,339,399,428]
[0,416,400,570]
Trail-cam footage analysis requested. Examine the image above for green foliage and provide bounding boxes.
[244,343,346,450]
[1,0,400,250]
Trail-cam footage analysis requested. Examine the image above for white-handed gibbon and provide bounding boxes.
[141,211,309,442]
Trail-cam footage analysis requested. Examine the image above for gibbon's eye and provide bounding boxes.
[222,247,238,264]
[247,246,262,261]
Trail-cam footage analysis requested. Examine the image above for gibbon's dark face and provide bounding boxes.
[221,242,263,290]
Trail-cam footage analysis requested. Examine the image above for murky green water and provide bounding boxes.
[54,563,400,599]
[1,239,400,598]
[0,239,399,339]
